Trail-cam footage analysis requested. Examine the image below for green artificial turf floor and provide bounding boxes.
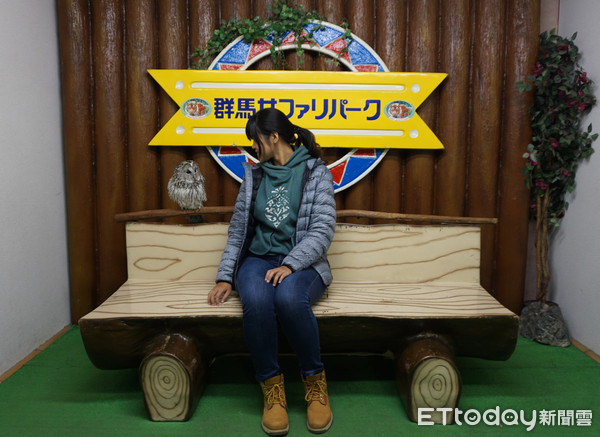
[0,326,598,436]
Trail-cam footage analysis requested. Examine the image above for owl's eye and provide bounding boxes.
[186,170,192,174]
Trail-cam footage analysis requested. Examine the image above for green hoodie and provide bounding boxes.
[249,146,310,257]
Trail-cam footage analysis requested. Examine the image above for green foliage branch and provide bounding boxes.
[517,29,598,302]
[191,0,352,70]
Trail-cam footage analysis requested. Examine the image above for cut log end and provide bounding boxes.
[396,337,461,424]
[139,334,205,422]
[409,357,460,423]
[141,354,191,421]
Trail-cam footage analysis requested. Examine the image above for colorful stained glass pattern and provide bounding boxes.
[207,21,389,193]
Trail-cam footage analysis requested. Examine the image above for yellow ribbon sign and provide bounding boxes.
[149,69,446,149]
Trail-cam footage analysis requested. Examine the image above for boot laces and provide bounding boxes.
[264,382,287,409]
[304,379,328,405]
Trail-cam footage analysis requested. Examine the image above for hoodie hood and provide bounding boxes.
[259,145,311,184]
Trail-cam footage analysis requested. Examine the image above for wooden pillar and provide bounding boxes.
[467,0,506,292]
[285,0,315,71]
[434,0,471,217]
[495,0,540,313]
[189,0,222,221]
[373,0,406,222]
[126,0,160,212]
[253,0,276,70]
[315,0,345,212]
[219,0,253,218]
[140,334,206,421]
[343,0,376,224]
[57,0,97,321]
[396,336,461,424]
[404,0,438,215]
[158,0,189,212]
[91,0,128,305]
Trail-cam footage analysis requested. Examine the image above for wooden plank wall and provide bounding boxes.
[57,0,539,321]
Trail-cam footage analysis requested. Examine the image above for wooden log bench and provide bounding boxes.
[79,210,518,424]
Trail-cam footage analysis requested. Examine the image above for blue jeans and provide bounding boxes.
[236,255,326,381]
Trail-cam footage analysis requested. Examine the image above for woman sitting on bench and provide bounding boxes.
[207,107,337,435]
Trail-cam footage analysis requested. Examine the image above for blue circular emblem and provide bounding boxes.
[207,21,389,193]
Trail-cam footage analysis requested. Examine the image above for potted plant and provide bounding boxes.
[517,29,597,346]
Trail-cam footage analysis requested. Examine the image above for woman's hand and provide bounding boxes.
[265,265,292,285]
[208,282,232,305]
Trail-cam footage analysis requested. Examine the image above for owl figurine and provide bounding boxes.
[168,160,207,222]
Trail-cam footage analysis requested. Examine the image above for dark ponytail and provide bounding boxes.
[292,124,322,159]
[245,107,322,159]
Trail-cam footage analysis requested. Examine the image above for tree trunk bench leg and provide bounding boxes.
[395,336,461,424]
[139,334,206,422]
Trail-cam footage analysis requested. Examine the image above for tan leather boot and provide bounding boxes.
[302,370,333,433]
[259,374,289,436]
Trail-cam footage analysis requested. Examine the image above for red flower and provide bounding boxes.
[535,180,549,190]
[560,169,571,178]
[578,102,588,112]
[551,139,560,149]
[533,61,544,77]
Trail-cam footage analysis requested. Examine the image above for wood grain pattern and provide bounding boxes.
[140,333,204,422]
[158,0,188,213]
[435,0,470,217]
[92,0,128,304]
[372,0,406,221]
[81,280,514,320]
[495,0,540,313]
[126,0,160,212]
[343,0,375,224]
[189,0,222,222]
[404,0,438,215]
[121,222,481,283]
[57,0,97,321]
[396,337,460,424]
[329,225,480,283]
[80,222,514,321]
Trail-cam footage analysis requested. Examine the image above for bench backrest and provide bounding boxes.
[125,222,481,284]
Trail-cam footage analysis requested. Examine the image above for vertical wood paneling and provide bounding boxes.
[253,0,275,70]
[343,0,375,224]
[126,0,160,212]
[373,0,406,222]
[404,0,438,214]
[91,0,127,305]
[58,0,541,320]
[435,0,470,217]
[189,0,222,221]
[315,0,344,73]
[158,0,188,210]
[58,0,96,321]
[220,1,252,215]
[468,0,506,291]
[285,0,315,71]
[495,0,540,313]
[315,0,345,204]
